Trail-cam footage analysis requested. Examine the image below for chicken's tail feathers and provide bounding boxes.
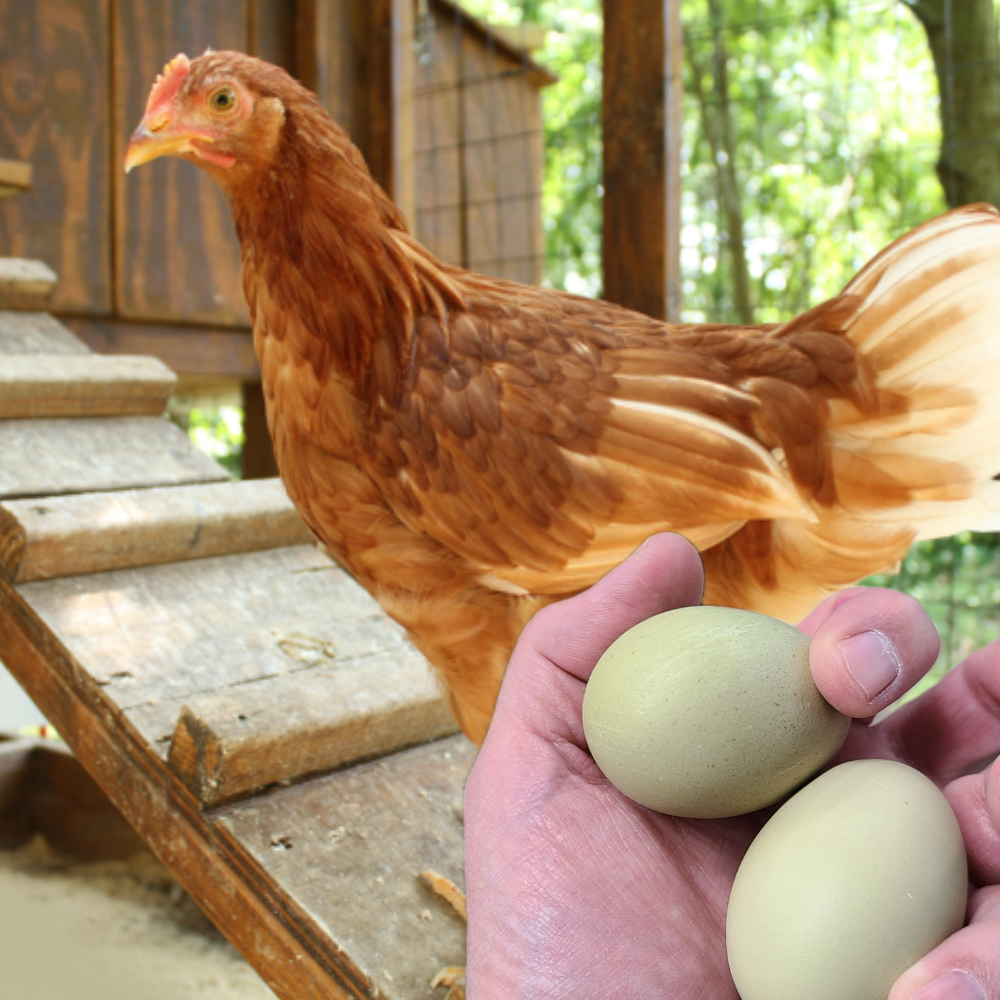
[824,203,1000,542]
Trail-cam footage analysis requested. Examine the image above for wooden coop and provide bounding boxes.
[0,2,686,998]
[0,0,557,478]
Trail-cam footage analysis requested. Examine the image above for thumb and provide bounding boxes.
[887,888,1000,1000]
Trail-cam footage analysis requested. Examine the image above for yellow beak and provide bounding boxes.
[123,119,200,173]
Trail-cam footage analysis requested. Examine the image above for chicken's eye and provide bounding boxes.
[209,88,237,113]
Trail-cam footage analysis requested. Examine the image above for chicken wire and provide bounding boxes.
[410,1,551,284]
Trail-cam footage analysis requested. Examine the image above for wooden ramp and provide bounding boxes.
[0,262,471,1000]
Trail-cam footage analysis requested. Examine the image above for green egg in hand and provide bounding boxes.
[727,759,967,1000]
[582,605,850,818]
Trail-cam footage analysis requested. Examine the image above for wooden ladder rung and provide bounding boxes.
[0,354,177,419]
[0,478,313,583]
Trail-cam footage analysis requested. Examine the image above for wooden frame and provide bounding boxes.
[602,0,683,322]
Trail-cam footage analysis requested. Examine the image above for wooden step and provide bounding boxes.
[0,354,177,418]
[0,312,91,355]
[214,735,470,997]
[0,416,229,501]
[0,478,311,584]
[0,259,57,311]
[15,544,459,804]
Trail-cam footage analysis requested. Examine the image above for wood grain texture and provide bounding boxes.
[67,317,259,377]
[602,0,683,321]
[0,159,31,192]
[0,478,312,584]
[17,545,423,712]
[0,258,58,311]
[0,354,176,419]
[0,311,91,355]
[169,640,458,807]
[114,0,250,326]
[0,416,228,501]
[214,735,472,1000]
[0,0,113,314]
[0,577,358,1000]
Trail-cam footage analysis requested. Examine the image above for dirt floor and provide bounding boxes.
[0,838,277,1000]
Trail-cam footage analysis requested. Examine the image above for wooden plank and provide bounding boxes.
[241,380,280,480]
[0,159,32,199]
[16,546,425,712]
[602,0,683,321]
[0,259,58,311]
[0,479,312,584]
[0,416,228,501]
[214,735,471,1000]
[0,354,176,419]
[0,312,89,355]
[0,0,112,314]
[68,318,260,378]
[0,576,359,1000]
[169,641,458,807]
[114,1,250,327]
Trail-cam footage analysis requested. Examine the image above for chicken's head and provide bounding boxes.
[124,51,288,182]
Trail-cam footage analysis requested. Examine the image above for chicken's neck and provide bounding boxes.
[227,111,464,403]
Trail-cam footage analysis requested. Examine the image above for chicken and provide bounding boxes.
[125,51,1000,745]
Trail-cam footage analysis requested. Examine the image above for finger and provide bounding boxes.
[887,887,1000,1000]
[802,587,940,718]
[519,532,705,683]
[945,756,1000,887]
[487,534,703,745]
[877,639,1000,783]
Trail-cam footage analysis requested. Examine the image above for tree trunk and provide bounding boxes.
[905,0,1000,209]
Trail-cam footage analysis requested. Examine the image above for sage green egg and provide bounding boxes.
[726,759,967,1000]
[581,605,849,818]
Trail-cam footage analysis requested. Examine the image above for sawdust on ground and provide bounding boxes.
[0,837,278,1000]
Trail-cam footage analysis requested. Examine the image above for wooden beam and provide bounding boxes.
[66,318,259,378]
[0,354,176,419]
[602,0,683,322]
[0,479,312,584]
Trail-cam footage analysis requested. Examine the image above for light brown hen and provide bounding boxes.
[125,51,1000,744]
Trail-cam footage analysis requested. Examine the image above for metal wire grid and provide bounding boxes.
[411,3,549,285]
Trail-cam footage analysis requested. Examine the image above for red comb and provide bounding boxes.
[145,53,191,115]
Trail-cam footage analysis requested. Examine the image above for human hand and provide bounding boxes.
[464,532,1000,999]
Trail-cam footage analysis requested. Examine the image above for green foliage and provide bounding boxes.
[186,407,244,478]
[681,0,946,324]
[862,534,1000,698]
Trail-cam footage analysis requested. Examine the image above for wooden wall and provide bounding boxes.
[412,1,554,285]
[0,0,113,316]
